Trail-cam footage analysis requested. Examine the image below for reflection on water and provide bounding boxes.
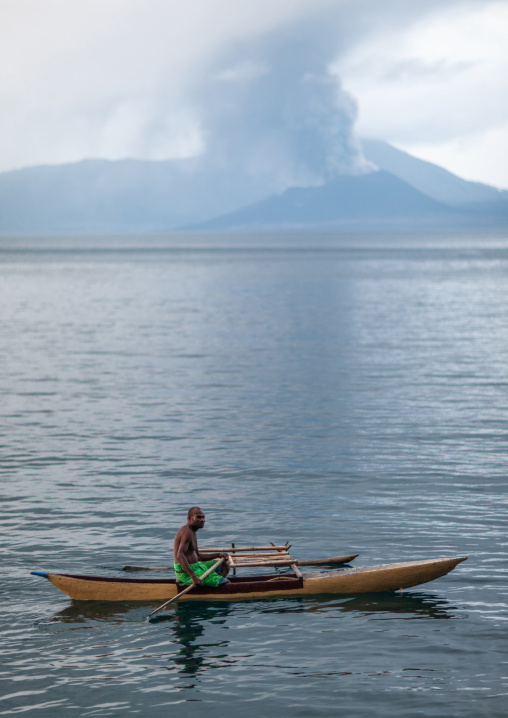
[260,591,458,619]
[46,591,459,692]
[52,601,148,624]
[48,591,457,689]
[52,589,456,626]
[168,603,231,683]
[52,600,233,684]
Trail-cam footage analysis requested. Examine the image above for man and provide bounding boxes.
[173,507,230,587]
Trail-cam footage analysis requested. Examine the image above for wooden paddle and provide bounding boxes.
[147,557,225,618]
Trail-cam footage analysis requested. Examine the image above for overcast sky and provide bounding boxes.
[1,0,507,187]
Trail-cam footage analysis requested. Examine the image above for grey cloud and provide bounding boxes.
[380,59,475,82]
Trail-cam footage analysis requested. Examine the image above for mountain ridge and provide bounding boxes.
[0,141,506,232]
[362,139,508,207]
[184,170,479,231]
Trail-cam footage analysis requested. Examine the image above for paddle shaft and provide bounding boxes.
[148,557,225,617]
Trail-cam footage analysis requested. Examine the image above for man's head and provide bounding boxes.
[187,506,205,530]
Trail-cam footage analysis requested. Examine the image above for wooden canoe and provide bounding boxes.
[31,557,467,602]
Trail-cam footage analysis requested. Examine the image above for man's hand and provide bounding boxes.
[191,575,202,587]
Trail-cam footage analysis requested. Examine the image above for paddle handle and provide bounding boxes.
[148,557,225,617]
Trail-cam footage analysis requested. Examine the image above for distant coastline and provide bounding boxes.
[1,141,506,234]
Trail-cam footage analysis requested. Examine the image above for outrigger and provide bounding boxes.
[31,542,467,604]
[122,542,358,571]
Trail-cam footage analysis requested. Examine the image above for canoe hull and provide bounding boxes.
[34,557,467,602]
[302,557,467,596]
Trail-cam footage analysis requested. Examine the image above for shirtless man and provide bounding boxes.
[173,507,230,587]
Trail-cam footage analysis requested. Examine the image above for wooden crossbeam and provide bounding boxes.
[228,553,295,568]
[231,555,292,562]
[228,553,289,561]
[202,545,288,553]
[226,542,293,568]
[230,562,293,568]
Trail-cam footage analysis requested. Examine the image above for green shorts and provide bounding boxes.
[174,559,224,587]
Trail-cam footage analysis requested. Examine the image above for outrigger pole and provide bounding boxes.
[124,542,359,572]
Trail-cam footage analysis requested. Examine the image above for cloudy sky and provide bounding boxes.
[1,0,507,187]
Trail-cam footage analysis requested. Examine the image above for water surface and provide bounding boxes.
[1,231,507,716]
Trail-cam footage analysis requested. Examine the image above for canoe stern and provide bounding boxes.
[44,573,179,602]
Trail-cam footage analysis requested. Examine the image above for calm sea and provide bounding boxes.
[0,231,507,717]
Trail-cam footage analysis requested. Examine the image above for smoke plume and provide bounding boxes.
[189,16,373,196]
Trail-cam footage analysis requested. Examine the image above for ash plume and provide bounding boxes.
[189,16,373,196]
